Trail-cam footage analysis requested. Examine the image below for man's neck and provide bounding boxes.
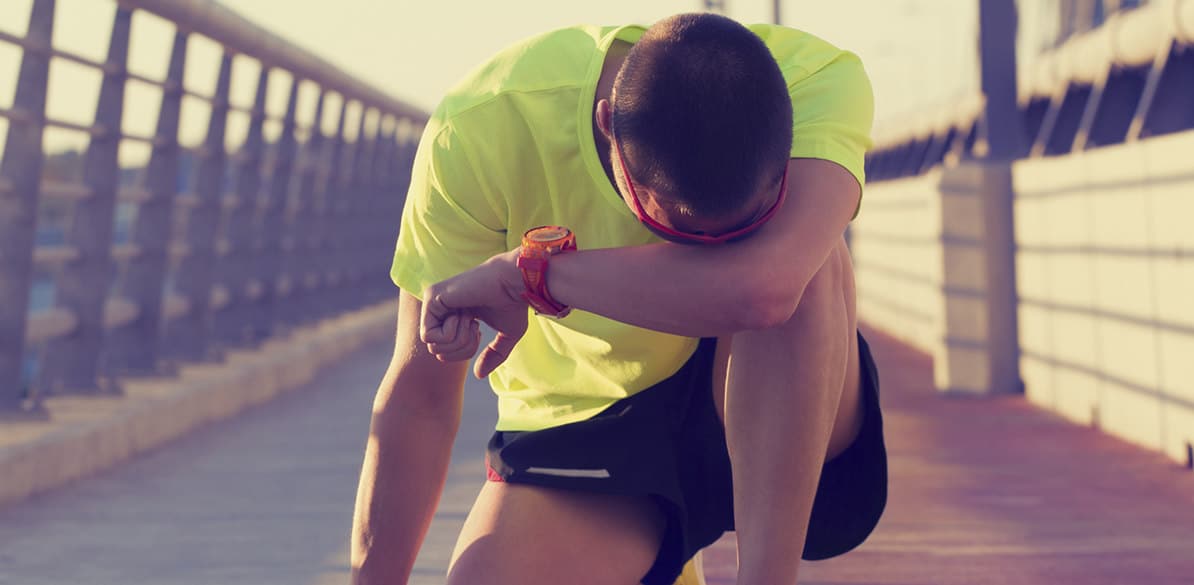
[593,40,631,189]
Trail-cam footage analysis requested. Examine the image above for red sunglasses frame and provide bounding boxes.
[614,137,788,245]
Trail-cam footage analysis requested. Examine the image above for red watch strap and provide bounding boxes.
[518,226,576,318]
[517,254,570,317]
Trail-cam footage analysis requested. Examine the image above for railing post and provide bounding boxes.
[0,0,54,411]
[45,6,131,394]
[345,110,375,311]
[282,89,326,327]
[310,99,348,322]
[249,76,299,339]
[212,66,268,346]
[166,52,232,361]
[108,30,188,375]
[369,119,396,304]
[328,104,364,316]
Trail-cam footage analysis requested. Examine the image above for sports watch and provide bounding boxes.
[516,225,577,318]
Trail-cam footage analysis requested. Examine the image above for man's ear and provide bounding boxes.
[595,99,613,139]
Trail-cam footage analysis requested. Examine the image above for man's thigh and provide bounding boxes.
[447,481,666,585]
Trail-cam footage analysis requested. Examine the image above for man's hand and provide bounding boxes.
[420,249,529,379]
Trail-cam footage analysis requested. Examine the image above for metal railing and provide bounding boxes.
[0,0,427,413]
[865,0,1194,181]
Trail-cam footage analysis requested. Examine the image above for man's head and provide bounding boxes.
[595,13,793,243]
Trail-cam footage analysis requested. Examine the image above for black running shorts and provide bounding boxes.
[485,332,888,584]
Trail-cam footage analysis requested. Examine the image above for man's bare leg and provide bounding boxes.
[446,482,665,585]
[722,238,863,584]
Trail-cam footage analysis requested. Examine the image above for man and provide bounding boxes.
[351,13,887,585]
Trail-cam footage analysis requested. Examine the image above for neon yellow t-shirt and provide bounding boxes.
[391,23,873,432]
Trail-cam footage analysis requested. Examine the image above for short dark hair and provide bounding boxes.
[611,13,793,217]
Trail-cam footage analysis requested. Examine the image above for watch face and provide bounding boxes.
[526,226,571,244]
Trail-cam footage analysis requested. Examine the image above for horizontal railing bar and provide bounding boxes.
[245,280,265,301]
[125,0,425,120]
[49,44,113,74]
[25,308,78,345]
[111,243,142,262]
[124,69,170,90]
[175,194,199,209]
[0,31,313,123]
[117,187,153,204]
[276,276,293,298]
[0,108,158,145]
[33,245,81,267]
[210,286,231,311]
[162,294,191,321]
[43,117,155,143]
[0,104,31,122]
[41,181,94,201]
[123,72,259,116]
[0,30,115,75]
[0,30,30,49]
[103,298,140,329]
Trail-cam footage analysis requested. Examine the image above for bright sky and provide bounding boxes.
[0,0,981,164]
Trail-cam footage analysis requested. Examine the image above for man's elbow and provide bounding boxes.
[370,368,465,439]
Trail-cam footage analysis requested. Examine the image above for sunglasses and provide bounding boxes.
[614,137,788,245]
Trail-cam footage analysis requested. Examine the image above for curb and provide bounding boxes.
[0,303,397,509]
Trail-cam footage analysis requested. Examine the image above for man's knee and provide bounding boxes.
[782,239,853,329]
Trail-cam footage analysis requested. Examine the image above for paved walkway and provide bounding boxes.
[0,341,496,585]
[702,327,1194,585]
[1,329,1192,584]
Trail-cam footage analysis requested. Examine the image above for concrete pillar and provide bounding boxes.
[934,161,1023,396]
[928,0,1027,396]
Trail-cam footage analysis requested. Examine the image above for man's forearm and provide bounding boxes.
[351,406,458,584]
[546,241,814,338]
[543,159,859,338]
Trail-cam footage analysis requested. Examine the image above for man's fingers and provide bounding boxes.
[443,314,460,344]
[435,343,480,363]
[419,290,454,343]
[429,319,482,362]
[474,332,518,379]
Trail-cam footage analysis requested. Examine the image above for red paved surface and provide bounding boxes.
[702,326,1194,585]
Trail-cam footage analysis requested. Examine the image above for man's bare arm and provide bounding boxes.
[418,159,859,377]
[547,158,859,336]
[351,291,469,584]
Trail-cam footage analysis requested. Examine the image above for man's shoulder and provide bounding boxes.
[749,23,861,80]
[436,25,612,121]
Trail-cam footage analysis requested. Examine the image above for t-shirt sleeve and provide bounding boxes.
[390,115,509,300]
[785,52,875,217]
